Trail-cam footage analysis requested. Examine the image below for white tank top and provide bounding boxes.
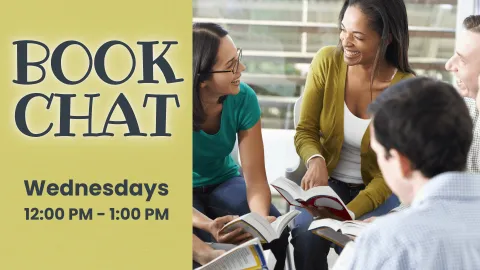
[330,102,372,184]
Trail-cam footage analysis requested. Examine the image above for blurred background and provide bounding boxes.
[193,0,478,130]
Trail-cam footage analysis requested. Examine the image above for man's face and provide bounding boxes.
[445,29,480,99]
[370,126,415,204]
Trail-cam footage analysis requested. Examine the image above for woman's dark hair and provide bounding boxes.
[192,23,228,131]
[337,0,416,81]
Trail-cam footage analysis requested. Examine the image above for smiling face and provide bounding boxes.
[339,5,382,66]
[201,35,245,97]
[445,29,480,99]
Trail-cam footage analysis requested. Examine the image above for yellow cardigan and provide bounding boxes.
[294,46,414,218]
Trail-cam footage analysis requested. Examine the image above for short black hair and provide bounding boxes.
[368,77,473,177]
[463,15,480,33]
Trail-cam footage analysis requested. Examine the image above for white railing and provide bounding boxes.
[193,17,455,38]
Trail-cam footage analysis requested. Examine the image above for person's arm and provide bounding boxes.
[346,176,392,219]
[193,234,225,265]
[234,83,275,218]
[294,48,327,164]
[294,47,333,189]
[238,120,271,217]
[193,207,214,231]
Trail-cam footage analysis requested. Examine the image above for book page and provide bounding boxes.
[271,177,303,207]
[340,221,367,237]
[312,227,353,248]
[273,187,303,207]
[241,214,276,243]
[270,209,300,237]
[304,186,346,209]
[313,197,345,210]
[308,218,343,231]
[221,215,273,243]
[196,239,267,270]
[303,186,353,220]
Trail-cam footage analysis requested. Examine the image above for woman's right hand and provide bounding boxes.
[301,157,329,190]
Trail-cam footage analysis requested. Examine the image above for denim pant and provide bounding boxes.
[193,176,289,270]
[290,178,400,270]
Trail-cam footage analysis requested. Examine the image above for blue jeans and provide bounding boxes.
[290,178,400,270]
[193,176,289,270]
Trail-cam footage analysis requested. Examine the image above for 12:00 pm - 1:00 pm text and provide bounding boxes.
[24,207,169,221]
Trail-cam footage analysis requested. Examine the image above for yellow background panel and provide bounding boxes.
[0,1,192,269]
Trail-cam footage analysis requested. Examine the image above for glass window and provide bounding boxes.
[194,0,459,130]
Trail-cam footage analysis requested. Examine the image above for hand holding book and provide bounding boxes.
[308,218,368,248]
[271,177,355,220]
[219,210,300,244]
[208,215,253,245]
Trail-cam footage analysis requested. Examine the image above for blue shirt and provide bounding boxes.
[193,82,261,187]
[334,172,480,270]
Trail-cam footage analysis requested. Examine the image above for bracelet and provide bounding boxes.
[306,155,326,169]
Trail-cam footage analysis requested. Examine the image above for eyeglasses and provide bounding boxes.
[204,48,243,75]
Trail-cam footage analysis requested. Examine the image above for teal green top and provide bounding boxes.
[193,82,261,188]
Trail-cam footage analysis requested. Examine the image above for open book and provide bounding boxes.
[309,218,368,248]
[220,210,300,244]
[311,227,353,248]
[309,218,367,237]
[271,177,354,220]
[195,238,268,270]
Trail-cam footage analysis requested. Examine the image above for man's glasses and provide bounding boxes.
[204,48,243,75]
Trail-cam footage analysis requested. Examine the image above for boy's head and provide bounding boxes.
[368,77,473,204]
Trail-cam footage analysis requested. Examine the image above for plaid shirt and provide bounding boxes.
[334,172,480,270]
[465,98,480,173]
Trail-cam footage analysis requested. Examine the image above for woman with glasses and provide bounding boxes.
[192,22,289,270]
[291,0,416,269]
